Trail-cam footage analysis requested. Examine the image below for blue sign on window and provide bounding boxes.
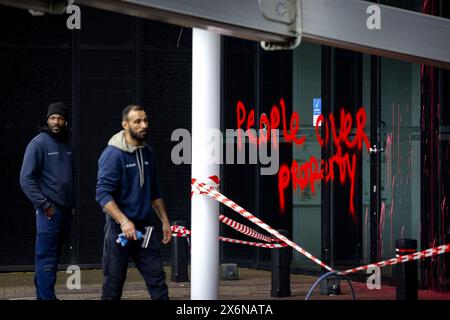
[313,98,322,126]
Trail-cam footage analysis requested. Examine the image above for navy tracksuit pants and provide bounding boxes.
[101,217,169,300]
[35,206,71,300]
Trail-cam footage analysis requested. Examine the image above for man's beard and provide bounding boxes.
[130,128,148,142]
[42,123,69,142]
[49,125,63,135]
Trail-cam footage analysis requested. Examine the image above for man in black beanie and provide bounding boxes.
[47,102,69,122]
[20,102,74,300]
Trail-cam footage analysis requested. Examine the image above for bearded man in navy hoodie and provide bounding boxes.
[96,105,172,300]
[20,102,73,300]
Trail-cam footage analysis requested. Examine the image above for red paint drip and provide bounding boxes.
[447,138,450,174]
[390,175,396,253]
[379,201,386,260]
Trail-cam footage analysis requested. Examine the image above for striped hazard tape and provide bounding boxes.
[192,178,273,241]
[170,225,286,248]
[172,216,278,244]
[171,225,190,237]
[191,176,220,197]
[340,244,450,275]
[190,177,278,243]
[192,177,334,272]
[173,220,450,272]
[219,236,287,248]
[219,214,279,243]
[191,176,450,275]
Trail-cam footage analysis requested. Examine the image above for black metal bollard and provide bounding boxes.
[271,230,291,297]
[221,263,239,280]
[171,220,189,282]
[395,239,418,300]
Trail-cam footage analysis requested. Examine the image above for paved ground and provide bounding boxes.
[1,267,449,300]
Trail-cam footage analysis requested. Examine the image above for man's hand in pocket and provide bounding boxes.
[44,206,55,218]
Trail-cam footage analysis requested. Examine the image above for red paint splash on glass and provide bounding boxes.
[390,175,396,253]
[379,201,386,260]
[364,206,369,257]
[447,138,450,174]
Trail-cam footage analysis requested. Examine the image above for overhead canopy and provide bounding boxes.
[1,0,450,68]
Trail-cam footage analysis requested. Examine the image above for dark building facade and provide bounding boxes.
[0,5,193,269]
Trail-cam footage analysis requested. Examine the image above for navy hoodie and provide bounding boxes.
[20,129,74,210]
[95,131,162,223]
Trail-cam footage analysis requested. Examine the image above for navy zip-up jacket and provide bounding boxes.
[95,131,162,223]
[20,130,74,210]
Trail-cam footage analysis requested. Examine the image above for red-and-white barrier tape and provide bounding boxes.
[191,177,278,243]
[191,176,450,275]
[191,176,220,197]
[172,216,278,244]
[340,244,450,275]
[171,225,190,237]
[191,178,334,272]
[219,236,287,249]
[170,225,286,248]
[219,214,279,243]
[191,178,282,247]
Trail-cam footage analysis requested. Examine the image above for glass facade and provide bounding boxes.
[292,43,322,272]
[291,39,450,288]
[377,58,421,261]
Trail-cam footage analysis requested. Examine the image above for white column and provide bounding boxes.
[191,28,221,300]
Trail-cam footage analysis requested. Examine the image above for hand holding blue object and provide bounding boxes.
[116,230,143,247]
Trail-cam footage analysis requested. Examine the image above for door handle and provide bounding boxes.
[369,145,385,154]
[369,121,387,154]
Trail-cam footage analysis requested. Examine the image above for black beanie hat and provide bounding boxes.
[47,102,69,120]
